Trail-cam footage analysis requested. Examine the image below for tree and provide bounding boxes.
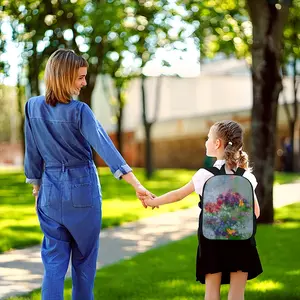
[182,1,251,62]
[128,0,178,178]
[3,0,140,107]
[248,0,291,223]
[181,0,293,223]
[101,1,176,170]
[3,0,86,96]
[0,13,10,88]
[102,59,136,155]
[3,0,180,173]
[101,21,140,155]
[281,0,300,172]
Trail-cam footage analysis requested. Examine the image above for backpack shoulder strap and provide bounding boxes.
[219,164,246,176]
[235,167,246,176]
[219,164,226,174]
[203,167,221,176]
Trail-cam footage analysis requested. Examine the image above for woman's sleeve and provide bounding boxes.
[24,101,44,185]
[79,103,132,179]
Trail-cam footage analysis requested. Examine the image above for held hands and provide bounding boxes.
[143,194,157,208]
[135,185,159,209]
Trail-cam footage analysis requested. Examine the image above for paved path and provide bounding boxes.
[1,182,299,299]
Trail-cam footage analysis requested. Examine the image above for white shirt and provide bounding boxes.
[192,160,258,196]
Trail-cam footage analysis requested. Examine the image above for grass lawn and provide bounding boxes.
[7,203,300,300]
[273,171,300,185]
[0,167,198,253]
[0,168,299,254]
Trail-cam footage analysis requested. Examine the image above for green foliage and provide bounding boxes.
[0,11,9,77]
[2,0,179,101]
[181,0,298,69]
[181,0,251,62]
[282,0,300,67]
[8,202,300,299]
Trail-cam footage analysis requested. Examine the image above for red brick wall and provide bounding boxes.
[0,143,23,165]
[1,126,297,171]
[94,131,139,167]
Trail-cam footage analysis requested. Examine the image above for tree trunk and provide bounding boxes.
[292,57,299,171]
[248,1,290,223]
[141,75,153,179]
[116,86,124,155]
[145,122,153,179]
[27,51,40,96]
[17,69,25,165]
[79,42,105,107]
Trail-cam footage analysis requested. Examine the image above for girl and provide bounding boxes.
[24,49,153,300]
[144,120,263,300]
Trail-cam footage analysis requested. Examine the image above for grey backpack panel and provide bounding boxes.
[201,169,254,241]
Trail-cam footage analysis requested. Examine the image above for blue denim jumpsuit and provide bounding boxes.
[24,96,132,300]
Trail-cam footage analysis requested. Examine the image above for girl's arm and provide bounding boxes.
[145,181,195,207]
[254,193,260,218]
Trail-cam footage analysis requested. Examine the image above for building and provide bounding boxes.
[1,59,298,170]
[91,59,300,170]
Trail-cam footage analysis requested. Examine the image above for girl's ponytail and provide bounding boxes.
[224,148,250,171]
[238,150,250,170]
[224,144,238,170]
[213,120,252,171]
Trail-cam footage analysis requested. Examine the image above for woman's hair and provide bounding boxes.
[212,120,250,170]
[45,49,88,106]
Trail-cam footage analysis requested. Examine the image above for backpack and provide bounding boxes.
[200,165,255,241]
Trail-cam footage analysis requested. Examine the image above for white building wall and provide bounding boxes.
[91,73,297,139]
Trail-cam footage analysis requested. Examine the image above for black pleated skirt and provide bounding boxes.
[196,234,263,284]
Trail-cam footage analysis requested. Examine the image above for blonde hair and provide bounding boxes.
[45,49,88,106]
[212,120,250,170]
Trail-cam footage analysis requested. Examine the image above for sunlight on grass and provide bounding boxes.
[285,270,300,276]
[275,203,300,222]
[186,284,204,293]
[274,172,300,185]
[1,168,299,254]
[0,168,197,253]
[248,280,284,292]
[157,279,188,288]
[274,222,300,229]
[7,203,300,300]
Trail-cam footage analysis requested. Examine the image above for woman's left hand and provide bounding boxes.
[135,185,158,209]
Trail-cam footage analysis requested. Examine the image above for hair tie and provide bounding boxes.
[228,141,233,146]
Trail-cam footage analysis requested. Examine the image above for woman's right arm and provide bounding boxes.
[121,171,155,208]
[79,103,132,180]
[79,103,153,207]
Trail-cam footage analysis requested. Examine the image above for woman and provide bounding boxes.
[24,48,153,299]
